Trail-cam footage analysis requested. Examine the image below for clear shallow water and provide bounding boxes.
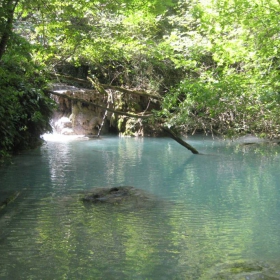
[1,135,280,279]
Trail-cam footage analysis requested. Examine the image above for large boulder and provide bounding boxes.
[50,84,107,135]
[71,103,103,135]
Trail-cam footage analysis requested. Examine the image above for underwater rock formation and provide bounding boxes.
[82,186,163,209]
[203,260,280,280]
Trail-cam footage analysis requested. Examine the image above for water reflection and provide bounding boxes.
[0,136,280,279]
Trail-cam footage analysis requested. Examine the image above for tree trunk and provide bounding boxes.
[0,0,20,60]
[161,127,200,154]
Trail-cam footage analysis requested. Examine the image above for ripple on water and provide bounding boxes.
[1,137,280,279]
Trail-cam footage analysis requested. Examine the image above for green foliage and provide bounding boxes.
[1,0,279,152]
[13,0,180,91]
[159,0,280,138]
[161,73,280,137]
[0,34,55,156]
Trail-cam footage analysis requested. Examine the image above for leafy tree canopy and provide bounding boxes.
[1,0,280,159]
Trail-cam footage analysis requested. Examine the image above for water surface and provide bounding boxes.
[1,135,280,279]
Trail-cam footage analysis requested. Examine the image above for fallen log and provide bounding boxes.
[161,126,199,154]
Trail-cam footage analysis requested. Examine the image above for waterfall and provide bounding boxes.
[45,83,108,138]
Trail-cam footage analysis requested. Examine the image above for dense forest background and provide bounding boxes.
[0,0,280,158]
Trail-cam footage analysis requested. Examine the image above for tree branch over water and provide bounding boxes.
[50,73,161,100]
[47,90,152,119]
[102,84,162,100]
[48,75,200,155]
[161,127,200,154]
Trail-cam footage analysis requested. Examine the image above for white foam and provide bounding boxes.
[41,133,89,142]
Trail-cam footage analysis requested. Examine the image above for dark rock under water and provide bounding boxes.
[203,260,280,280]
[81,186,165,210]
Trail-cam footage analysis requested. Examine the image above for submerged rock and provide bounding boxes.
[203,260,280,280]
[82,186,162,209]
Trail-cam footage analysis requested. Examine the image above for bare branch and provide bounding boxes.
[87,76,108,96]
[161,127,200,154]
[101,84,162,100]
[50,73,161,100]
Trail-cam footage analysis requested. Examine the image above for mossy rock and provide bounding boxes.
[203,260,280,280]
[81,186,164,210]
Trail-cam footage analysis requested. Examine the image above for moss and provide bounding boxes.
[121,129,135,137]
[230,262,262,274]
[205,261,265,279]
[117,117,126,132]
[129,102,142,112]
